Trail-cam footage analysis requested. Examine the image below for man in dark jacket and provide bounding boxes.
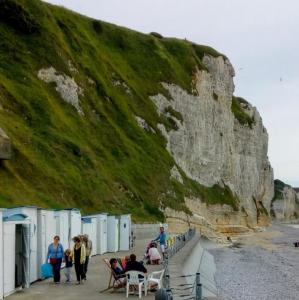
[125,254,147,274]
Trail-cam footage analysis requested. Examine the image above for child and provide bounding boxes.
[148,243,161,265]
[64,249,73,283]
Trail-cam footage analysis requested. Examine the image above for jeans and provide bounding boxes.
[51,259,62,283]
[64,267,72,282]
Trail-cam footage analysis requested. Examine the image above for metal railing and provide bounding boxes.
[156,228,202,300]
[165,228,196,259]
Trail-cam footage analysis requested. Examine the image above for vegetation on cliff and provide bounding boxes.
[273,179,290,201]
[231,96,255,128]
[0,0,239,220]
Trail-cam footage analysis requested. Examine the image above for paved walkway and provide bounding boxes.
[7,239,160,300]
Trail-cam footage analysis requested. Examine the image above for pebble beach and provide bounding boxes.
[209,223,299,300]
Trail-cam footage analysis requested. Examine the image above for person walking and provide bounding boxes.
[82,234,92,280]
[46,235,64,284]
[154,226,167,258]
[72,236,86,285]
[64,249,73,283]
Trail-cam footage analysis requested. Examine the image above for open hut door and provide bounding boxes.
[22,225,30,288]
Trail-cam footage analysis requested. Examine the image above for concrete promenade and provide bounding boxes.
[167,234,218,299]
[7,239,160,300]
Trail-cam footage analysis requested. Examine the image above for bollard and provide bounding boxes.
[155,288,168,300]
[166,288,173,300]
[195,273,202,300]
[196,283,202,300]
[165,274,170,289]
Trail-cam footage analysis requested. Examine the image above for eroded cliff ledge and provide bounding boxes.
[151,55,274,237]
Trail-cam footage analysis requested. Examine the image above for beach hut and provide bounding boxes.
[54,210,69,250]
[92,213,107,254]
[0,210,3,300]
[3,206,38,284]
[36,209,56,278]
[2,212,31,297]
[119,214,131,251]
[67,208,81,245]
[107,215,119,253]
[81,216,97,256]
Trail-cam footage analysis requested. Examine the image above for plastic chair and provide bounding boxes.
[147,269,165,289]
[125,271,147,298]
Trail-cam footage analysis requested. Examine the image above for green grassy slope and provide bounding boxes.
[0,0,239,221]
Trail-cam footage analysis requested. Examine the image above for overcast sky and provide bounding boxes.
[45,0,299,186]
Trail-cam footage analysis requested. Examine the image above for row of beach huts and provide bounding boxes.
[0,206,132,299]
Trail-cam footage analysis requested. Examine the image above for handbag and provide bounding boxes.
[41,263,53,278]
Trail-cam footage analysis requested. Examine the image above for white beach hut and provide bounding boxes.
[67,208,81,245]
[54,210,69,250]
[0,209,4,300]
[119,214,131,251]
[2,212,31,297]
[107,215,119,253]
[36,209,56,278]
[92,213,107,254]
[3,206,38,283]
[81,216,97,256]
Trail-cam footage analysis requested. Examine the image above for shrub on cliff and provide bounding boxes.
[150,32,163,39]
[231,96,255,128]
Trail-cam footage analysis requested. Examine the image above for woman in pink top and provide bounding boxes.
[148,243,161,264]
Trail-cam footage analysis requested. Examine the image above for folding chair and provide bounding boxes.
[100,258,126,293]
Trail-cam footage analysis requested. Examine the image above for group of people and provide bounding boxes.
[110,253,147,278]
[46,234,93,285]
[46,225,167,287]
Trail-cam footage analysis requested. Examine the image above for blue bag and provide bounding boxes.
[41,263,53,278]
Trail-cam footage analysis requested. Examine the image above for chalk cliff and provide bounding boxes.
[152,55,274,235]
[271,180,299,221]
[0,0,281,229]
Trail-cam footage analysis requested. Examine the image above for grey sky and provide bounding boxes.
[45,0,299,186]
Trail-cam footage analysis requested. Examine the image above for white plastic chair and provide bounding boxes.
[147,269,165,289]
[125,271,147,298]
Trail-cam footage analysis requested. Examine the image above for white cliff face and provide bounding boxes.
[38,67,84,115]
[151,55,274,232]
[272,186,299,220]
[170,165,184,184]
[135,116,155,133]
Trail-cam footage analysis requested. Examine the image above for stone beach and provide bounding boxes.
[209,223,299,300]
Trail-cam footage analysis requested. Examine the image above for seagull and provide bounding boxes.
[280,77,283,82]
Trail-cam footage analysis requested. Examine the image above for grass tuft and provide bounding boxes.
[231,96,255,128]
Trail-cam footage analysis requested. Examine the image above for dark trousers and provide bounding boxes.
[82,256,89,279]
[75,263,84,282]
[51,259,62,283]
